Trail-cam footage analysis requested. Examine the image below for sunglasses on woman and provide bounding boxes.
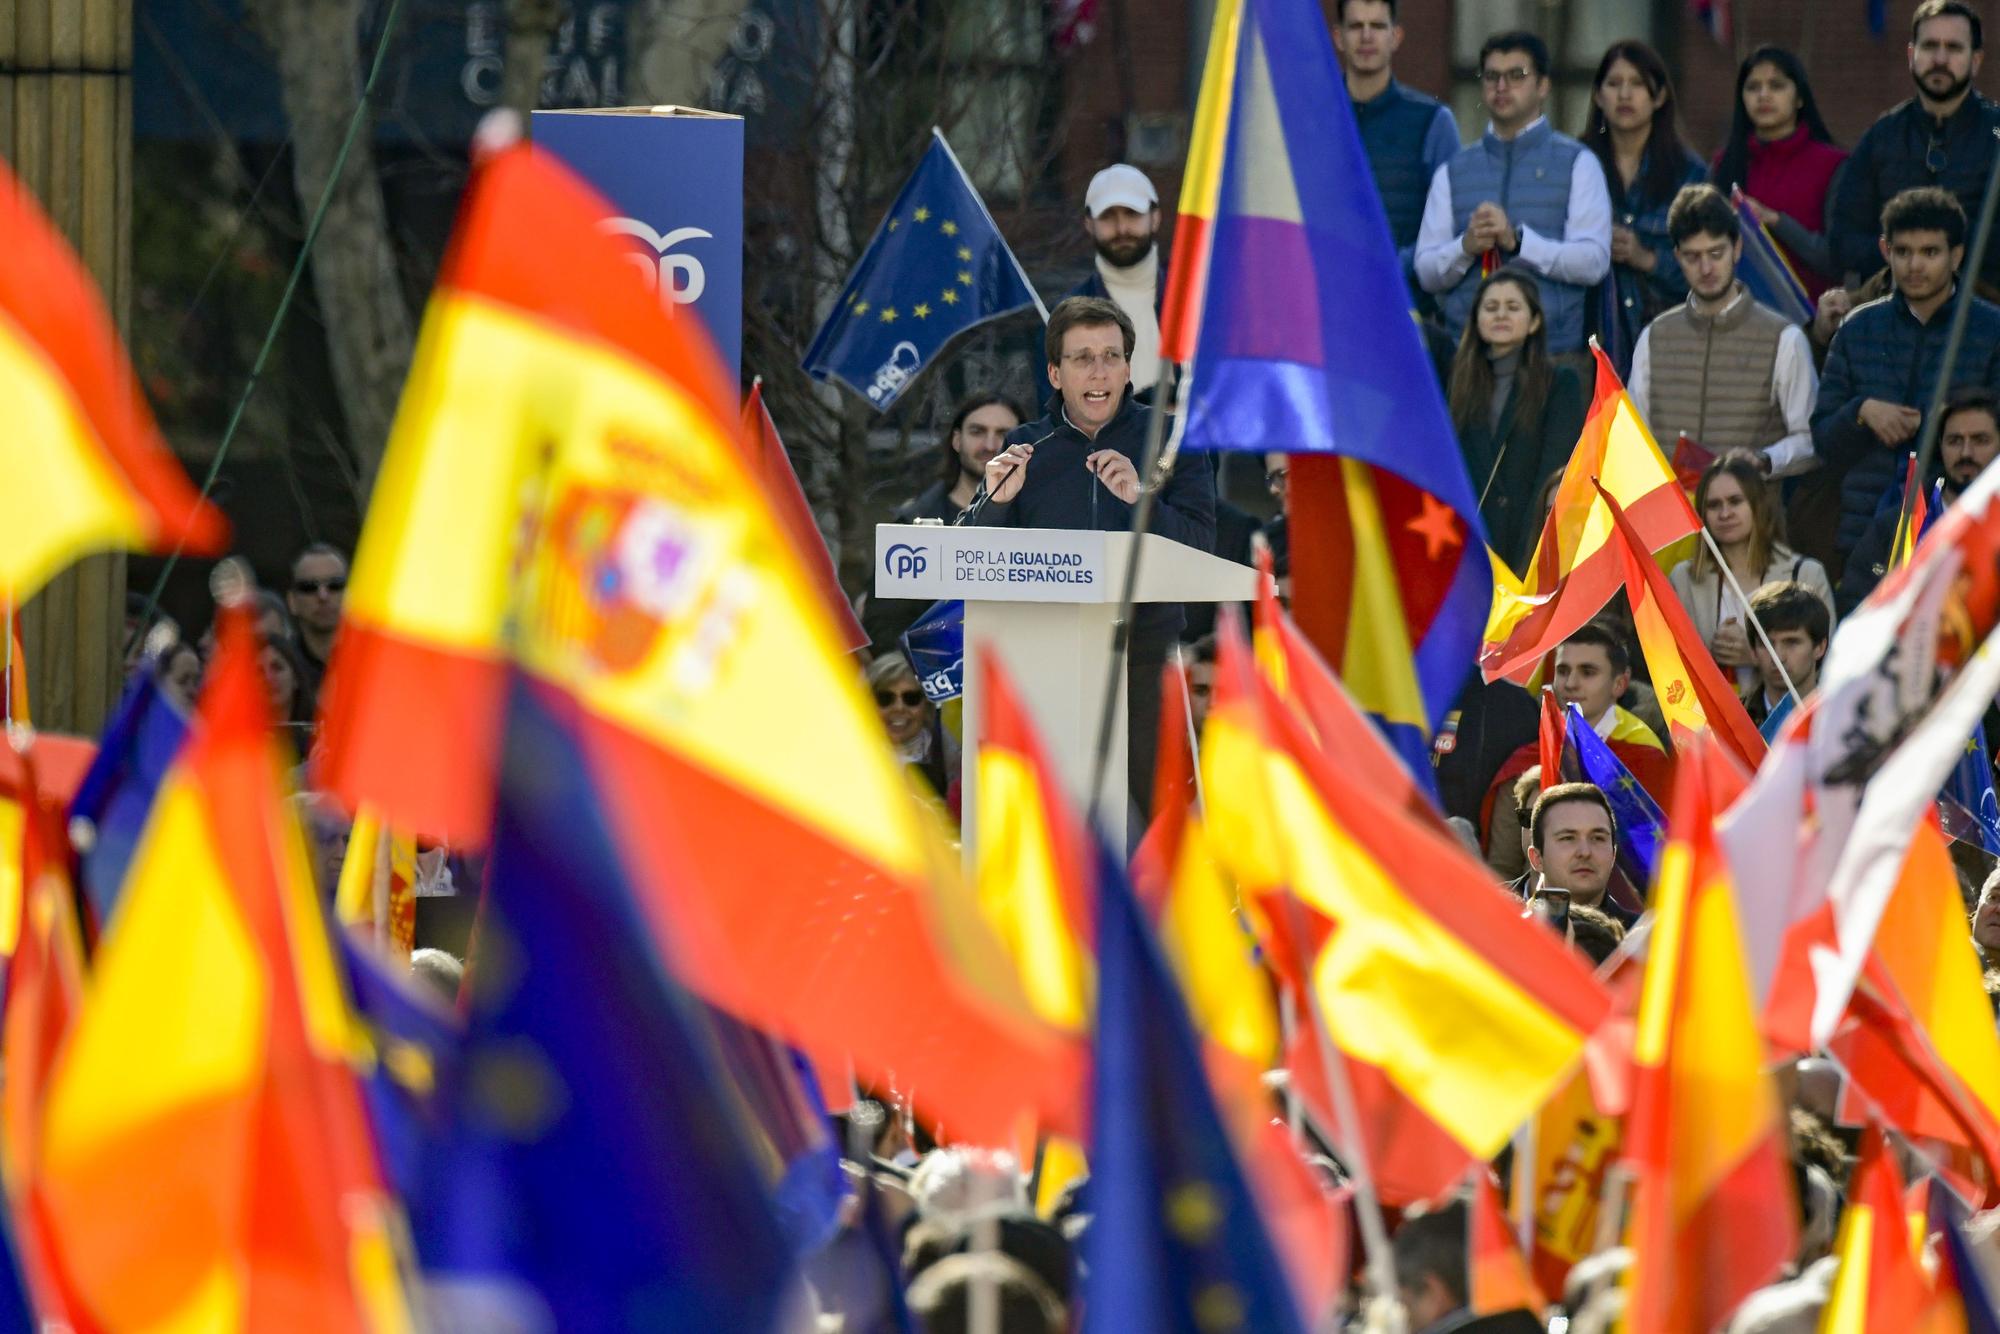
[875,688,926,708]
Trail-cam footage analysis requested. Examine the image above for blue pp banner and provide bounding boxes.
[532,106,745,379]
[901,599,964,703]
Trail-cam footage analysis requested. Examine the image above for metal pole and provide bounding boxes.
[1084,357,1181,826]
[1697,526,1803,706]
[1889,126,2000,551]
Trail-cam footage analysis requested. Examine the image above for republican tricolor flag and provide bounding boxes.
[1163,0,1489,784]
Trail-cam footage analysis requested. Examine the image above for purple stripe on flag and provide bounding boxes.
[1202,213,1325,364]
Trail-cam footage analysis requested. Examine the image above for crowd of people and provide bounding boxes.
[115,2,2000,1329]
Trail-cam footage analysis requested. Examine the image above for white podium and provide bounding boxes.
[875,523,1259,850]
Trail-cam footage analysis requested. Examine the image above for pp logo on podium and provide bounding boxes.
[884,543,929,579]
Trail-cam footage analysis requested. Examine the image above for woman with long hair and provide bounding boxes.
[1667,451,1834,681]
[1448,268,1585,574]
[1708,45,1847,299]
[1583,40,1707,373]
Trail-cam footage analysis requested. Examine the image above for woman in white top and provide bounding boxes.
[1668,451,1833,683]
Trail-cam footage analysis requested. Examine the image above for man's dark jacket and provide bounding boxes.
[985,388,1215,638]
[1810,288,2000,552]
[1830,91,2000,288]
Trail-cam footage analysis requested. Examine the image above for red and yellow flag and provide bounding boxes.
[1483,343,1697,683]
[1201,619,1610,1161]
[0,159,226,601]
[1598,483,1768,772]
[974,644,1093,1034]
[740,380,867,653]
[1622,738,1796,1334]
[333,806,418,959]
[1822,1124,1930,1334]
[35,608,409,1331]
[323,139,1079,1144]
[1834,820,2000,1151]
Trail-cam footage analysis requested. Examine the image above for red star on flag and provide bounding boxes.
[1406,492,1462,562]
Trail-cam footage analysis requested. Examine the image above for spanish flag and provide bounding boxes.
[1622,737,1795,1334]
[1483,343,1697,683]
[1598,482,1767,771]
[974,643,1093,1034]
[35,608,410,1331]
[1201,623,1470,1204]
[324,138,1079,1144]
[0,158,226,601]
[1822,1124,1929,1334]
[333,806,418,959]
[1201,620,1610,1160]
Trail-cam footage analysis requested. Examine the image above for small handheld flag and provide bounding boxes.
[1730,191,1813,326]
[802,130,1044,412]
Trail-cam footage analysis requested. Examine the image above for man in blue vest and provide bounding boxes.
[1334,0,1459,300]
[1414,30,1611,357]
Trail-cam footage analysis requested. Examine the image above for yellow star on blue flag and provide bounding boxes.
[802,128,1045,412]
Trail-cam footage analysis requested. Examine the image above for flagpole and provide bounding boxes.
[1085,358,1180,827]
[1890,125,2000,552]
[1172,644,1207,809]
[1697,526,1803,706]
[2,590,12,730]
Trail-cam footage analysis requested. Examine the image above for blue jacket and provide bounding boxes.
[1353,80,1460,288]
[1811,287,2000,550]
[1831,92,2000,289]
[988,388,1215,639]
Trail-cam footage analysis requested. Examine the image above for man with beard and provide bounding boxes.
[1067,164,1166,393]
[1830,1,2000,292]
[1838,388,2000,612]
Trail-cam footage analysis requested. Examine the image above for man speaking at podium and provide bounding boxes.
[978,295,1215,819]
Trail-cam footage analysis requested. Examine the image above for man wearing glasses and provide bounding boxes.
[285,542,348,708]
[979,295,1215,820]
[1414,30,1611,358]
[1831,1,2000,294]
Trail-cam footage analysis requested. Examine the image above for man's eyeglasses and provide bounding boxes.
[1062,349,1127,371]
[1481,66,1535,87]
[875,688,926,708]
[293,578,347,595]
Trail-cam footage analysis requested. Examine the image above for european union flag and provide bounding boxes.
[900,598,964,703]
[1083,840,1304,1334]
[1944,722,2000,856]
[414,676,799,1331]
[66,667,189,931]
[1566,703,1667,885]
[1733,195,1813,326]
[802,129,1044,412]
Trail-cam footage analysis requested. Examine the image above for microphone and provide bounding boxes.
[954,480,991,527]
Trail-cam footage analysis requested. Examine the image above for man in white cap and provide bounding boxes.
[1071,163,1166,393]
